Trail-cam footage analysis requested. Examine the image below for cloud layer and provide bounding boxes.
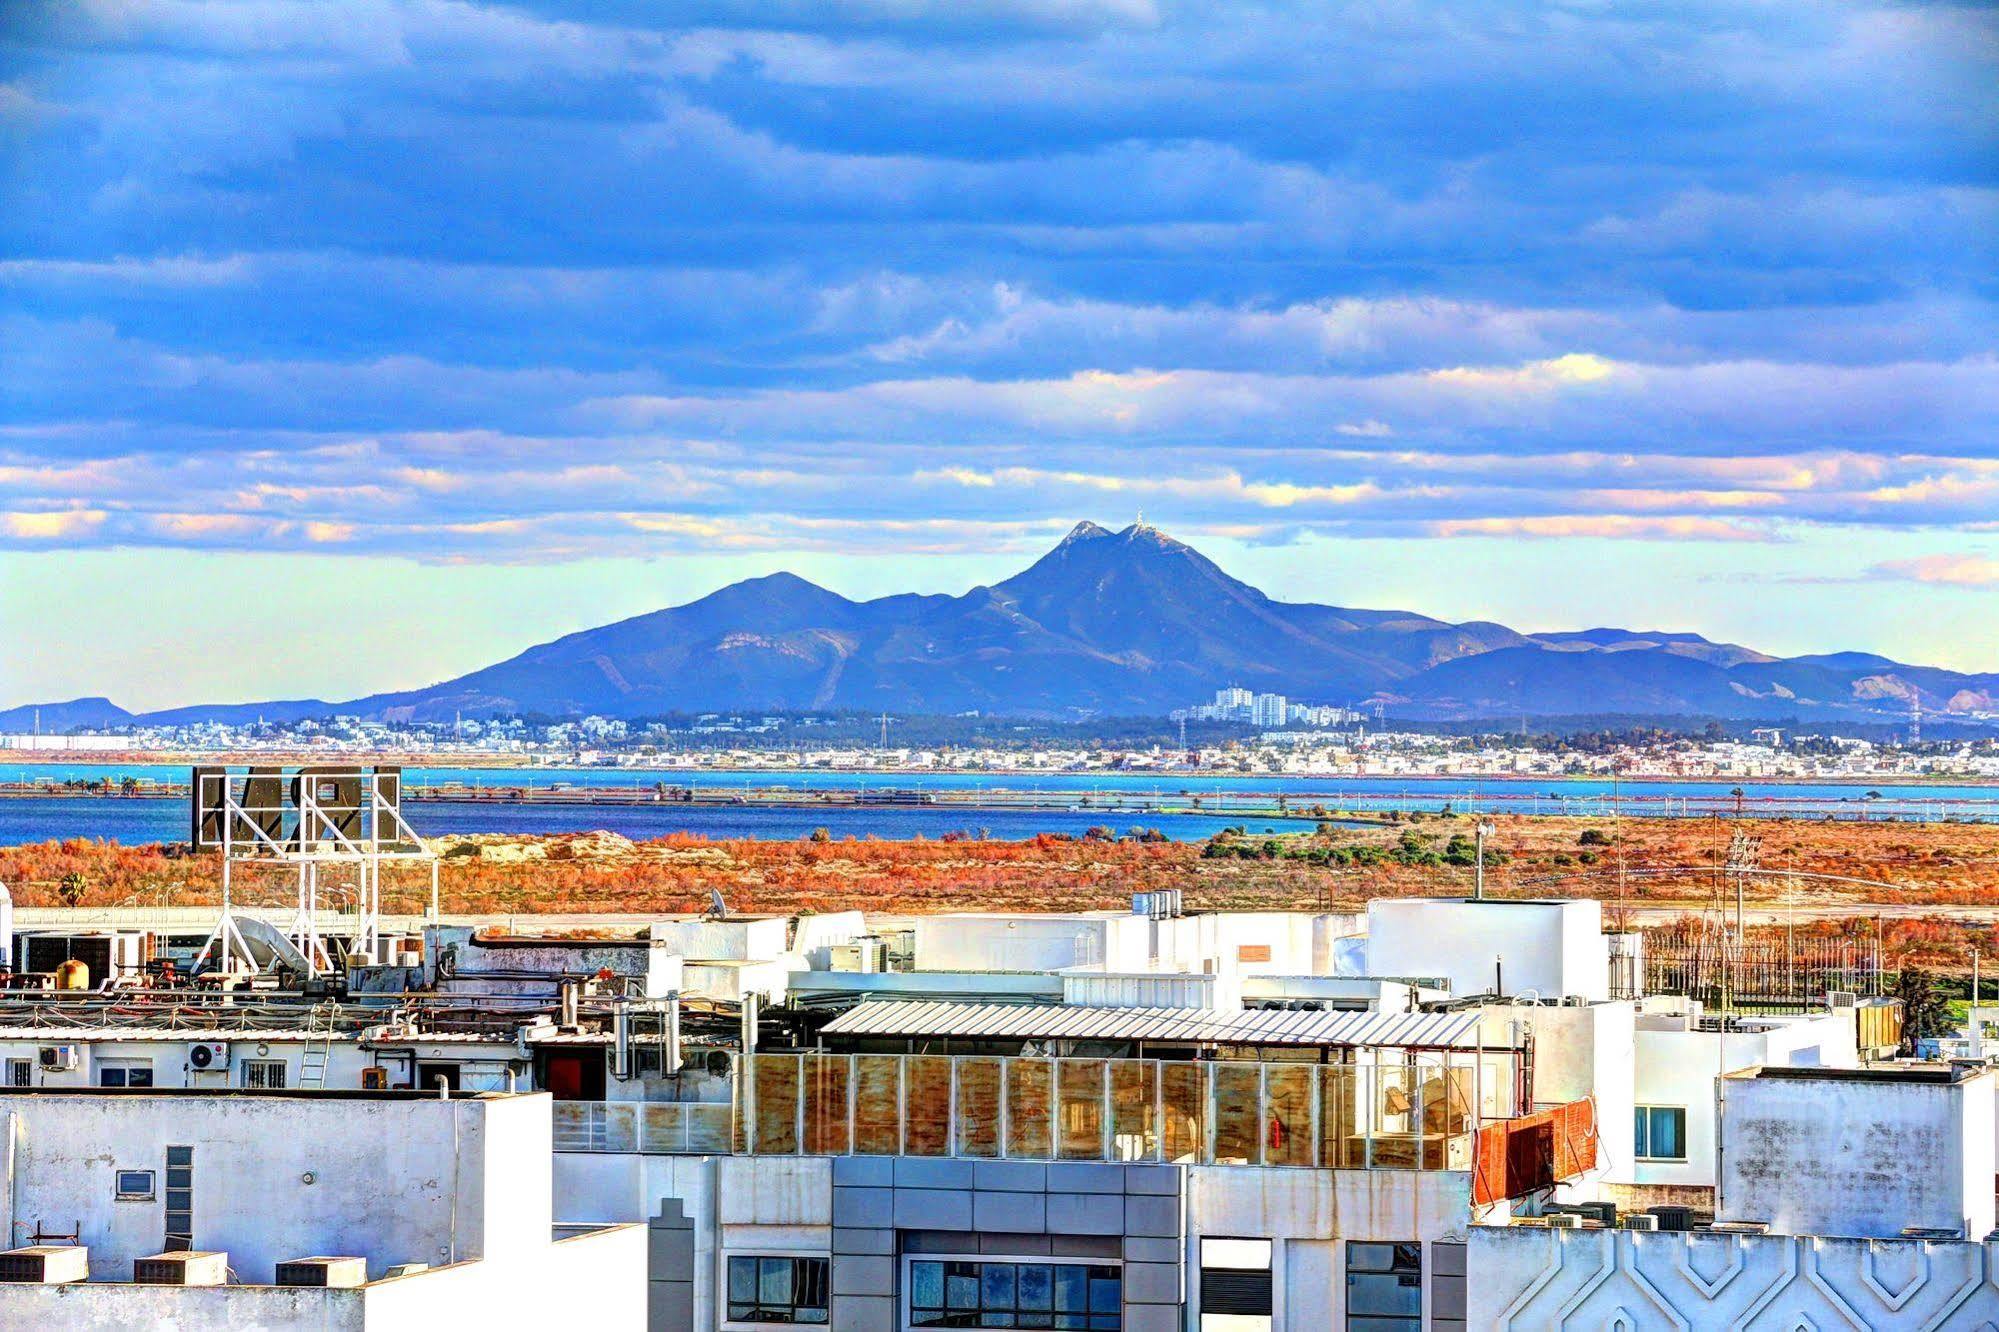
[1,0,1994,569]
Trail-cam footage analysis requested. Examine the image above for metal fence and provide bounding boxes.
[1644,927,1884,1012]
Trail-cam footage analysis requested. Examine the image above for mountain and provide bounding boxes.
[0,697,133,731]
[10,522,1998,726]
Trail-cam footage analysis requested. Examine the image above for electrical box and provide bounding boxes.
[134,1251,228,1286]
[0,1246,88,1284]
[276,1256,368,1288]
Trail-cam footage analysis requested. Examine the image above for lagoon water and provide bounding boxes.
[3,763,1993,844]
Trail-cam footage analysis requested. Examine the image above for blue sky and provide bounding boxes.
[2,0,1996,710]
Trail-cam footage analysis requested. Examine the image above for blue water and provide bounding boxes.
[0,795,1284,846]
[4,763,1993,844]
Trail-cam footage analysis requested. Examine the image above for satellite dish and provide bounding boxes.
[706,889,728,920]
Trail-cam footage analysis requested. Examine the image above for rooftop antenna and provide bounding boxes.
[1909,694,1921,747]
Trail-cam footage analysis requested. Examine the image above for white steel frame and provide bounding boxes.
[196,768,438,977]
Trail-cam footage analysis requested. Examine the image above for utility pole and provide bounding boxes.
[1474,820,1496,901]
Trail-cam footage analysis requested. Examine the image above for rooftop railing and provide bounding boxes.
[554,1050,1521,1172]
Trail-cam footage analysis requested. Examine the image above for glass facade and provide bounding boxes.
[1346,1242,1421,1332]
[908,1259,1120,1329]
[725,1255,830,1325]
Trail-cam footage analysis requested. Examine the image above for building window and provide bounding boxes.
[242,1060,288,1089]
[164,1146,194,1252]
[115,1169,156,1201]
[98,1060,154,1088]
[726,1255,829,1325]
[4,1059,29,1087]
[1346,1242,1421,1332]
[1201,1237,1273,1316]
[1634,1106,1687,1161]
[908,1259,1120,1330]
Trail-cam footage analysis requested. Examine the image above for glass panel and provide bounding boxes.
[948,1271,980,1309]
[1211,1063,1260,1165]
[1005,1059,1054,1160]
[1018,1264,1053,1311]
[1633,1111,1649,1159]
[1056,1060,1106,1161]
[1264,1064,1315,1167]
[728,1257,756,1302]
[852,1055,902,1155]
[1109,1060,1158,1162]
[957,1058,1003,1158]
[802,1056,851,1156]
[753,1054,802,1155]
[1320,1063,1361,1167]
[905,1057,953,1157]
[760,1256,794,1305]
[983,1263,1017,1309]
[1160,1061,1206,1164]
[1053,1266,1089,1312]
[1087,1270,1120,1312]
[1650,1107,1685,1160]
[911,1261,944,1308]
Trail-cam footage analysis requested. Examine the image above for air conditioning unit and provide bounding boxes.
[1545,1213,1589,1229]
[0,1246,88,1284]
[1624,1214,1661,1231]
[36,1046,78,1073]
[276,1256,368,1288]
[134,1251,228,1286]
[187,1042,229,1072]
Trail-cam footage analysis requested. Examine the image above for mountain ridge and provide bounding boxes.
[10,522,1995,727]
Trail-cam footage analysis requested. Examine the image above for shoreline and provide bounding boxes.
[0,752,1993,789]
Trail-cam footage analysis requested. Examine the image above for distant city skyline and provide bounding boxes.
[2,2,1994,710]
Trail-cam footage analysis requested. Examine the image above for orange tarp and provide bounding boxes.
[1472,1098,1599,1205]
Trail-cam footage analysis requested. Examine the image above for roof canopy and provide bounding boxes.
[819,1001,1495,1049]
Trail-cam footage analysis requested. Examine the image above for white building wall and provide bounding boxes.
[1470,1227,1999,1331]
[1619,1014,1859,1191]
[912,915,1111,972]
[0,1091,548,1280]
[1369,900,1609,1002]
[1717,1069,1998,1239]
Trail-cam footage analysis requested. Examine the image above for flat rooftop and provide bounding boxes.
[1728,1064,1988,1086]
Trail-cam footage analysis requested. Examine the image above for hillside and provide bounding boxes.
[11,522,1998,725]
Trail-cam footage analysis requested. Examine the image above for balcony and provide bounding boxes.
[555,1050,1522,1172]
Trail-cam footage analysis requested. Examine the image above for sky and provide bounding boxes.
[1,0,1996,711]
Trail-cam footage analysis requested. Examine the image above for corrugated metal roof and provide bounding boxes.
[818,1001,1493,1048]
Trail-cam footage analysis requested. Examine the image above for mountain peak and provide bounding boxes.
[1057,520,1113,547]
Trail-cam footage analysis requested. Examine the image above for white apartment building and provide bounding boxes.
[0,1086,643,1329]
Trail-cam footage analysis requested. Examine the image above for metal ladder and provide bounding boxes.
[297,1003,333,1089]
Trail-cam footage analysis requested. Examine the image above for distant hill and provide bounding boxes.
[0,696,133,732]
[11,522,1998,726]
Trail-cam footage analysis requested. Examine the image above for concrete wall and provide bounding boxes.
[0,1225,646,1331]
[649,918,791,963]
[1618,1014,1859,1191]
[0,1091,548,1280]
[913,915,1111,972]
[1370,900,1608,1002]
[1717,1069,1997,1239]
[1470,1225,1999,1331]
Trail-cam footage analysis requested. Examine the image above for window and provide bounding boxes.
[241,1060,287,1089]
[1634,1106,1687,1161]
[908,1259,1120,1330]
[1201,1237,1273,1317]
[726,1255,828,1325]
[164,1146,193,1252]
[1346,1242,1421,1332]
[4,1059,29,1087]
[114,1169,156,1201]
[98,1060,154,1088]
